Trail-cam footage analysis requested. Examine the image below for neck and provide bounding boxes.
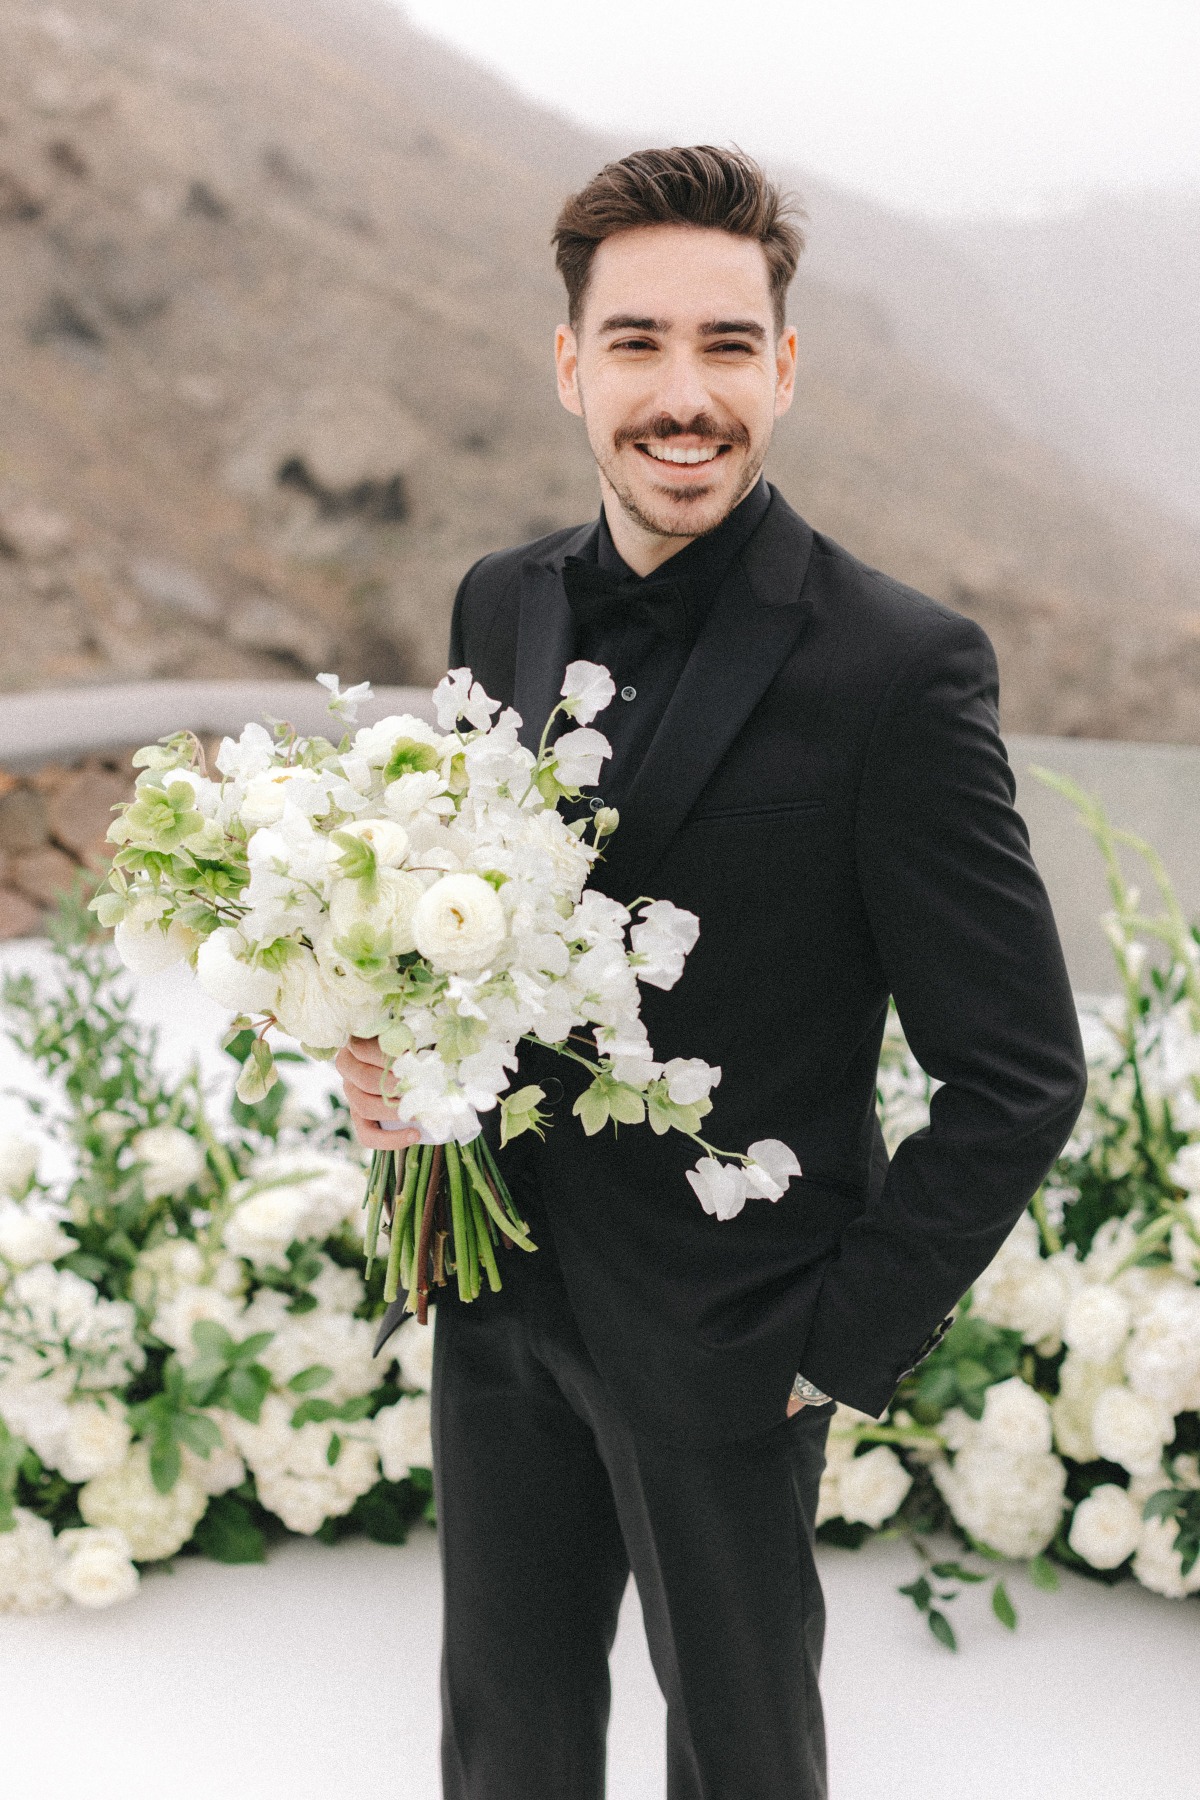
[597,474,697,576]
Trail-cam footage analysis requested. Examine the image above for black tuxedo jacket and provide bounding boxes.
[388,487,1086,1444]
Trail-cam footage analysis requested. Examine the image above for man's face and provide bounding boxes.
[555,225,797,545]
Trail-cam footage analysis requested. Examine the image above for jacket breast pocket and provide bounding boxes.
[687,799,827,825]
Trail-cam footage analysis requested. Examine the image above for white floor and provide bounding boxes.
[1,1530,1198,1800]
[3,950,1199,1797]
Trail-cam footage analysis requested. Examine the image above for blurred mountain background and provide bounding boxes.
[0,0,1197,736]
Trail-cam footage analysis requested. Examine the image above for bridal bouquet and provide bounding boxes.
[91,665,800,1321]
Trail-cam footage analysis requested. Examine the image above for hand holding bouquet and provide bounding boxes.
[92,665,801,1321]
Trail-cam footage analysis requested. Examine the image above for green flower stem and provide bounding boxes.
[1030,1189,1063,1256]
[402,1143,437,1316]
[470,1183,503,1293]
[362,1151,388,1276]
[382,1148,410,1303]
[445,1144,472,1303]
[1110,1208,1183,1276]
[848,1424,946,1451]
[462,1144,536,1250]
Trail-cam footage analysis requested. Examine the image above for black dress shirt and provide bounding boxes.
[566,477,772,809]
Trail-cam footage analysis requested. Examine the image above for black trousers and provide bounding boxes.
[431,1262,832,1800]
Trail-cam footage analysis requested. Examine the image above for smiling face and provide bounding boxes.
[555,225,797,572]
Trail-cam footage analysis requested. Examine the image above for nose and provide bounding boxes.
[652,343,717,431]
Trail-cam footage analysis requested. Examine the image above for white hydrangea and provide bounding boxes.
[257,1308,379,1405]
[0,1264,144,1391]
[1068,1484,1142,1570]
[227,1394,378,1534]
[0,1508,63,1614]
[223,1152,366,1270]
[374,1393,433,1481]
[53,1527,140,1609]
[0,1386,131,1483]
[389,1314,435,1393]
[78,1442,209,1560]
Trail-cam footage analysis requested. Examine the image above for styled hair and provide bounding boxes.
[552,145,805,334]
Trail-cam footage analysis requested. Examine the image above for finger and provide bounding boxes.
[347,1035,387,1068]
[348,1088,408,1124]
[786,1395,805,1417]
[350,1115,421,1151]
[338,1058,387,1100]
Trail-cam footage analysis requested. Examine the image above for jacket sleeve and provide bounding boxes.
[448,556,487,667]
[796,610,1087,1416]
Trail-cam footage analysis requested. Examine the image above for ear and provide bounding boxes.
[555,323,583,417]
[773,326,798,418]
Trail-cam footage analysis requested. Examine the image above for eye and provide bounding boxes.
[709,340,756,355]
[610,336,657,352]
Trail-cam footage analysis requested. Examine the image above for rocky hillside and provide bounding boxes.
[1,0,1199,737]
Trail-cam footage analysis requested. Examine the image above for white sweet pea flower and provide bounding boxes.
[560,660,616,725]
[0,1132,40,1198]
[130,1125,207,1199]
[113,895,199,975]
[53,1527,140,1610]
[316,672,374,721]
[741,1138,803,1201]
[687,1158,748,1221]
[434,668,502,733]
[1068,1484,1142,1571]
[215,720,275,782]
[630,900,700,990]
[411,873,507,975]
[551,727,611,791]
[663,1058,721,1107]
[195,928,282,1016]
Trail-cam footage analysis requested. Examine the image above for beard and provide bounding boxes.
[590,408,766,541]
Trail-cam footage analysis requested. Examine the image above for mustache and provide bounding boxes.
[613,412,751,452]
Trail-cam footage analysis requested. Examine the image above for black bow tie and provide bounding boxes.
[561,556,690,645]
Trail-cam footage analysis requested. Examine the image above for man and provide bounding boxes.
[337,147,1087,1799]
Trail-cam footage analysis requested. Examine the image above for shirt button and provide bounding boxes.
[588,796,605,812]
[620,685,637,702]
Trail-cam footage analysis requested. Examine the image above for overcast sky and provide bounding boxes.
[398,0,1200,218]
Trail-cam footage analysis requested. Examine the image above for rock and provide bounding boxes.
[225,386,423,506]
[0,497,73,561]
[48,768,132,855]
[225,596,332,670]
[0,169,45,223]
[11,845,80,905]
[131,559,221,621]
[0,888,43,940]
[0,787,49,854]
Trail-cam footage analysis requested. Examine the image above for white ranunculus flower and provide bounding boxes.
[559,660,616,725]
[686,1158,747,1221]
[1068,1484,1142,1570]
[550,727,612,790]
[0,1197,76,1268]
[977,1377,1054,1457]
[411,873,507,974]
[353,713,446,767]
[4,1265,143,1390]
[1062,1284,1132,1365]
[56,1398,133,1482]
[195,928,282,1015]
[375,1393,433,1480]
[328,867,425,955]
[1133,1514,1200,1599]
[273,948,358,1050]
[741,1139,803,1202]
[389,1313,435,1392]
[837,1444,912,1528]
[337,818,411,866]
[0,1132,40,1197]
[130,1125,207,1199]
[53,1527,139,1609]
[79,1442,208,1561]
[113,896,199,975]
[662,1058,721,1107]
[1090,1385,1174,1478]
[0,1508,64,1614]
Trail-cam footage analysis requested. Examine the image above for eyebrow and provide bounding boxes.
[597,314,767,342]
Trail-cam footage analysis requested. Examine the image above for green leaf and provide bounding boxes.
[287,1364,335,1394]
[149,1434,182,1495]
[190,1320,236,1361]
[607,1082,647,1127]
[991,1579,1018,1631]
[1028,1553,1060,1592]
[930,1561,987,1583]
[1141,1488,1178,1522]
[232,1332,276,1365]
[327,1432,342,1466]
[572,1081,612,1137]
[236,1039,279,1105]
[175,1413,223,1458]
[898,1576,932,1611]
[224,1364,271,1423]
[927,1608,958,1652]
[191,1495,267,1564]
[291,1397,339,1427]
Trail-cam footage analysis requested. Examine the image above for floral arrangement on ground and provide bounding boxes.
[1,780,1199,1646]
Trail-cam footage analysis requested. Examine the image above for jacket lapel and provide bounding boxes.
[596,493,817,901]
[512,523,596,753]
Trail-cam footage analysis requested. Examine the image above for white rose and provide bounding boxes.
[0,1508,64,1614]
[1133,1515,1200,1599]
[933,1443,1066,1560]
[0,1132,39,1197]
[1051,1353,1122,1462]
[113,896,199,974]
[53,1527,140,1609]
[258,1310,378,1404]
[978,1378,1054,1457]
[328,868,425,955]
[56,1399,132,1482]
[223,1152,364,1268]
[130,1125,207,1199]
[195,928,282,1015]
[970,1223,1073,1349]
[1122,1283,1200,1415]
[411,873,506,974]
[559,660,616,725]
[336,818,411,866]
[1062,1285,1132,1365]
[375,1393,433,1480]
[663,1058,721,1107]
[550,726,612,790]
[79,1442,208,1561]
[1067,1484,1142,1570]
[837,1444,912,1528]
[1091,1385,1174,1478]
[389,1313,435,1392]
[0,1198,76,1268]
[815,1435,858,1526]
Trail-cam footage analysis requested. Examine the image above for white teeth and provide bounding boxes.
[641,443,722,465]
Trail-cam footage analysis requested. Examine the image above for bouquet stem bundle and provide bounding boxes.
[364,1139,535,1319]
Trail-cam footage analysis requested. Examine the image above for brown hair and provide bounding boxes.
[552,145,805,334]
